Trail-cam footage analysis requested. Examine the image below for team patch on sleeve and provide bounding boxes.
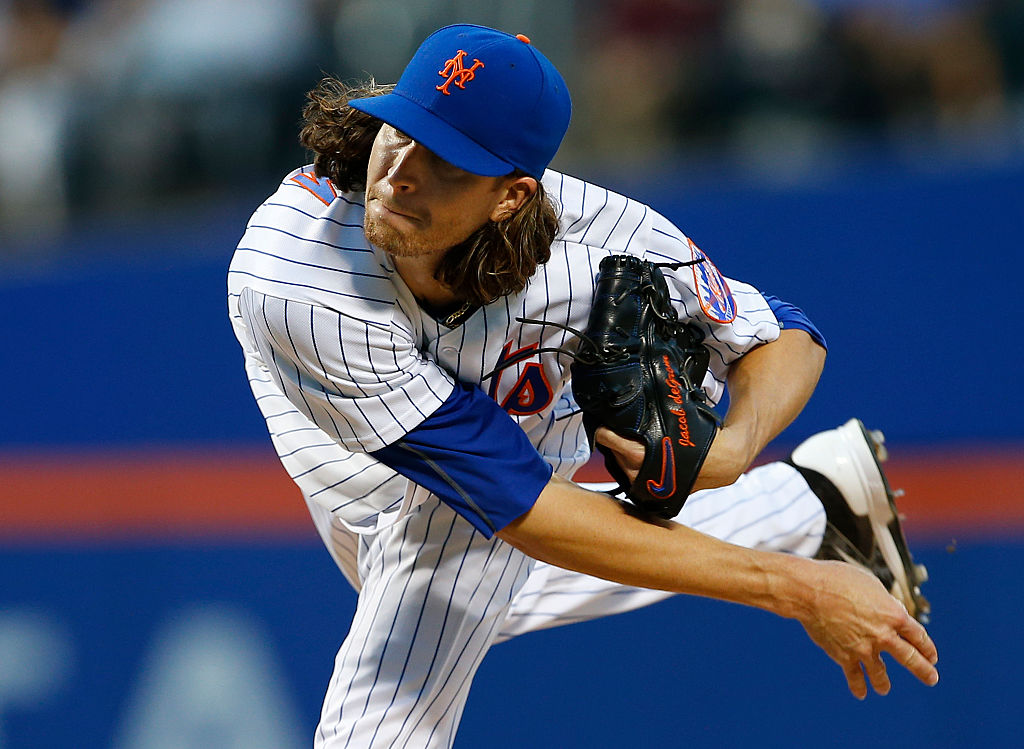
[688,238,736,323]
[289,171,338,206]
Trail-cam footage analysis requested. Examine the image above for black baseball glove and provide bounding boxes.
[569,254,720,518]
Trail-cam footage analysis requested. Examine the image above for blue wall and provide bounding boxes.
[0,157,1020,748]
[0,538,1016,748]
[607,157,1024,444]
[3,160,1021,449]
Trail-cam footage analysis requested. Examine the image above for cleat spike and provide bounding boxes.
[893,488,906,498]
[915,564,929,583]
[867,429,889,461]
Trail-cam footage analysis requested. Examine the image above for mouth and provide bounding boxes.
[370,196,421,223]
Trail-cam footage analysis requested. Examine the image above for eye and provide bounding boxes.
[432,158,462,180]
[424,149,467,180]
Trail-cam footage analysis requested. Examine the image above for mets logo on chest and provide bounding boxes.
[688,238,736,324]
[487,341,554,417]
[436,50,485,95]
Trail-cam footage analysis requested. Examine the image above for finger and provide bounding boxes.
[843,662,868,700]
[593,428,645,477]
[594,427,640,451]
[862,653,892,696]
[890,637,940,687]
[899,618,939,665]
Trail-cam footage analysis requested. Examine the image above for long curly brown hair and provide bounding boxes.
[299,77,560,306]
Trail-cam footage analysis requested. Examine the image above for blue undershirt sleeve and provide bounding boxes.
[763,294,827,351]
[369,381,553,538]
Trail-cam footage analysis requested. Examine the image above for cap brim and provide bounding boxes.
[349,93,516,177]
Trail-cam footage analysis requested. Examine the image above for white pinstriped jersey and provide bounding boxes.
[227,166,781,542]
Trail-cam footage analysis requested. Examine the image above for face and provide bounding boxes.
[363,124,517,258]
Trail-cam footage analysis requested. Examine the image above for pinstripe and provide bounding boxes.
[307,305,362,446]
[363,511,459,747]
[317,522,399,745]
[598,199,629,248]
[389,531,512,745]
[281,298,322,428]
[333,484,404,513]
[263,200,368,228]
[418,547,531,747]
[337,506,431,746]
[291,455,355,479]
[561,179,589,236]
[276,441,338,459]
[230,268,396,306]
[383,527,479,747]
[235,246,385,278]
[759,506,826,547]
[577,185,608,243]
[304,459,377,496]
[271,425,320,437]
[430,561,521,744]
[247,223,372,253]
[623,204,648,249]
[723,490,808,541]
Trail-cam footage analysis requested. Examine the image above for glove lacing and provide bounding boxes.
[481,257,705,380]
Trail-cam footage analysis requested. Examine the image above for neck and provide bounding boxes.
[391,252,463,312]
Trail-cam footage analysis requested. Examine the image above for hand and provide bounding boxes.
[593,425,754,493]
[593,426,644,479]
[798,560,939,699]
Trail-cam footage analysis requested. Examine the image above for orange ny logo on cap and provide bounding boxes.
[436,49,484,95]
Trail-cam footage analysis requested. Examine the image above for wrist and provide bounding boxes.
[760,553,821,622]
[716,423,760,477]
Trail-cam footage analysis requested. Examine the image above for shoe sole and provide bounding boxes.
[838,418,931,622]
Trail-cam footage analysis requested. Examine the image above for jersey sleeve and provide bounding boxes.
[370,381,553,538]
[762,293,827,350]
[238,286,456,452]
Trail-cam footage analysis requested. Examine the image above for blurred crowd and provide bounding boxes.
[573,0,1024,176]
[1,0,1022,240]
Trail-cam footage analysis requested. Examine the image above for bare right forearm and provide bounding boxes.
[499,474,814,620]
[498,474,939,699]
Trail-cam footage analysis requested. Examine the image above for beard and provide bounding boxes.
[363,188,486,259]
[363,210,423,257]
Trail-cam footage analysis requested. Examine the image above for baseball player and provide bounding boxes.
[227,24,936,748]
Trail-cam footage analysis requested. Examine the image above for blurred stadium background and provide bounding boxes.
[1,0,1022,747]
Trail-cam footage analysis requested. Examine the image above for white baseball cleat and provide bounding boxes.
[788,418,931,622]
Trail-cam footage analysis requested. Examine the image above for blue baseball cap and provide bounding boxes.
[348,24,571,179]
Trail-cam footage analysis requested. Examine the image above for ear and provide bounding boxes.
[490,175,538,222]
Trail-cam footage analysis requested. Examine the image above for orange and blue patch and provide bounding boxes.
[487,341,554,417]
[688,239,736,324]
[290,171,338,206]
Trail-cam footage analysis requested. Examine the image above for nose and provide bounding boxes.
[387,140,427,192]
